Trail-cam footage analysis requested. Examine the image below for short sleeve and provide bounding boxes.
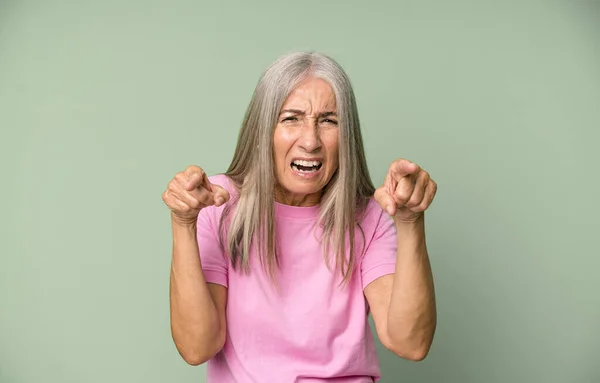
[360,203,397,289]
[196,199,229,288]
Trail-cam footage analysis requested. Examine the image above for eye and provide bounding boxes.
[321,118,338,126]
[282,116,298,123]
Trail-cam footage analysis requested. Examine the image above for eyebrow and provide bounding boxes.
[280,109,337,118]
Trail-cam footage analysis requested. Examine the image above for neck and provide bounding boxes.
[274,186,322,207]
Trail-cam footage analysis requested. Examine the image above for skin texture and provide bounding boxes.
[273,77,339,207]
[162,77,438,364]
[368,159,438,361]
[162,166,230,365]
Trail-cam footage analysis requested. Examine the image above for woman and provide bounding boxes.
[162,52,437,382]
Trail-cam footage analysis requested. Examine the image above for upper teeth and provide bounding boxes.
[293,160,321,167]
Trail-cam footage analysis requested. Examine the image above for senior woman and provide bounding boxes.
[162,52,437,382]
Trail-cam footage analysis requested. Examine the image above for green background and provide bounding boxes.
[1,1,599,382]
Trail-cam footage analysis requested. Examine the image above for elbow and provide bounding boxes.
[182,347,219,366]
[182,353,209,366]
[383,327,435,362]
[385,339,432,362]
[396,346,431,362]
[180,341,224,366]
[176,334,226,366]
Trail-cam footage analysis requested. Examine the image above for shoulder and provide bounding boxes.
[355,197,397,253]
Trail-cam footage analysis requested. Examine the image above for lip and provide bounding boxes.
[289,157,324,180]
[290,165,323,180]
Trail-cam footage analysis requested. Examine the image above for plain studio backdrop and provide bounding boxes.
[1,1,599,382]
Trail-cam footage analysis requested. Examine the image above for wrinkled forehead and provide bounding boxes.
[280,77,337,114]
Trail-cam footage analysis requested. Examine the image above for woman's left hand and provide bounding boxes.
[374,159,438,223]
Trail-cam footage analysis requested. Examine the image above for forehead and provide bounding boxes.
[282,77,336,109]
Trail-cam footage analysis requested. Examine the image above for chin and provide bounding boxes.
[276,178,325,203]
[275,163,334,201]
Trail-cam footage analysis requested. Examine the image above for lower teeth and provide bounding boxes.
[292,165,317,172]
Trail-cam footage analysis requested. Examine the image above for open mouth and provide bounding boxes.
[291,159,323,173]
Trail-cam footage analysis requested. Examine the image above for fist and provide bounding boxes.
[162,165,230,226]
[374,159,437,223]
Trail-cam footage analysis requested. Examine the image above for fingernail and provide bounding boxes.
[387,205,394,215]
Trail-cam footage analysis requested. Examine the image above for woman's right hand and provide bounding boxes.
[162,165,230,226]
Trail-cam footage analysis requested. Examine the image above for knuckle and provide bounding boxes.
[175,173,186,183]
[189,198,201,209]
[407,196,420,207]
[186,165,204,177]
[186,165,201,173]
[394,191,409,204]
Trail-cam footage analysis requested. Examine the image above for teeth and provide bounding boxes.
[292,164,317,172]
[292,160,321,167]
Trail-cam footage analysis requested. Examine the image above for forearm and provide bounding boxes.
[387,215,436,359]
[169,219,222,364]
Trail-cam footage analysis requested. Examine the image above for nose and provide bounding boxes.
[298,122,322,153]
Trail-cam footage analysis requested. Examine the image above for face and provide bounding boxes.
[273,77,340,206]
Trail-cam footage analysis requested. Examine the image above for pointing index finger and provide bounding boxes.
[183,166,213,192]
[390,159,420,180]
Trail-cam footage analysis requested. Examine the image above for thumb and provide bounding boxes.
[211,184,231,207]
[374,187,396,216]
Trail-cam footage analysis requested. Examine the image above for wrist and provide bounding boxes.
[393,214,426,242]
[393,212,425,227]
[393,214,428,256]
[171,212,198,229]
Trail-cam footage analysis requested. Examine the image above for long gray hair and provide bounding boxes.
[220,51,375,285]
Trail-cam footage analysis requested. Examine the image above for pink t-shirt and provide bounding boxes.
[197,174,398,383]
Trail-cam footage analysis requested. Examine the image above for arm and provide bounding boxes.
[367,158,438,361]
[169,217,227,365]
[163,166,231,366]
[364,215,436,361]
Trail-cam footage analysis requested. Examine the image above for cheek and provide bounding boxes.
[324,134,340,168]
[273,128,293,167]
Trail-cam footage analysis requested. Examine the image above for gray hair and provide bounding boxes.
[220,51,375,285]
